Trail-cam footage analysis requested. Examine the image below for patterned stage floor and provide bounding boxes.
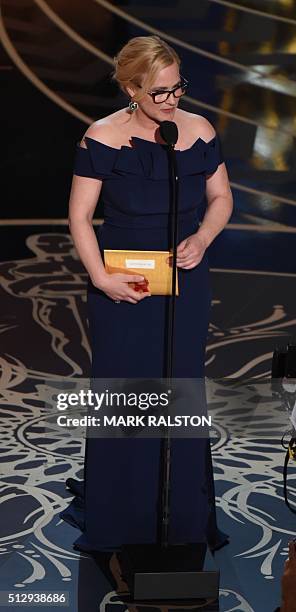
[0,230,295,611]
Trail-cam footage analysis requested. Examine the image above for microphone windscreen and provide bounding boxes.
[159,121,178,146]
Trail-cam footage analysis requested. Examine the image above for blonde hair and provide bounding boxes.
[113,36,181,102]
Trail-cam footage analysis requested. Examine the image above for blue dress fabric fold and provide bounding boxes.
[61,134,228,552]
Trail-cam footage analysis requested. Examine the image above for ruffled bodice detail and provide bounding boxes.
[73,133,224,233]
[74,135,223,181]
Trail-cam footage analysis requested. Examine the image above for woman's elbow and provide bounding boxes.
[68,211,93,229]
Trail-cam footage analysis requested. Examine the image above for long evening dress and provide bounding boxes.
[61,133,228,552]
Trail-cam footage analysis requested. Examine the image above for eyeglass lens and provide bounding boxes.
[152,81,188,103]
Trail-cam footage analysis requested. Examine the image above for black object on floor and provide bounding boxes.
[118,542,219,601]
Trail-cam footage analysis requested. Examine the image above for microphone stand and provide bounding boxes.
[119,124,219,604]
[158,142,178,548]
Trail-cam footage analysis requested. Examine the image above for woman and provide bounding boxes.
[63,35,233,552]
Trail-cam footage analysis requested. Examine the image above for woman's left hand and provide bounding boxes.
[176,232,207,269]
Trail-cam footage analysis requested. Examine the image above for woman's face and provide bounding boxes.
[136,61,183,124]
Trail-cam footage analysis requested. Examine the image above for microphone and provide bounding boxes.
[159,121,178,147]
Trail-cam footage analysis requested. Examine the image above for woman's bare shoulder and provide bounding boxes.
[177,109,216,143]
[81,109,130,147]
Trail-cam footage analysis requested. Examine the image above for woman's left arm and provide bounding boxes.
[199,162,233,246]
[177,149,233,269]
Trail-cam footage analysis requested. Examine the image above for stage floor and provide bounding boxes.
[0,226,295,611]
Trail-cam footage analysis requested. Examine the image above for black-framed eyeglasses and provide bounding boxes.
[147,76,188,104]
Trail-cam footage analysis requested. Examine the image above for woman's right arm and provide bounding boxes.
[68,165,150,304]
[68,173,107,289]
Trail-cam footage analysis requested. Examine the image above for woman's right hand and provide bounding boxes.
[97,272,151,304]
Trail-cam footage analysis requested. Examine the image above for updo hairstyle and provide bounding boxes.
[113,35,181,102]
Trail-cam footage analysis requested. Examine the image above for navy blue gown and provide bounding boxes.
[62,133,228,552]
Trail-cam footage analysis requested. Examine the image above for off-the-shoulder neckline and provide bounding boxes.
[82,134,216,153]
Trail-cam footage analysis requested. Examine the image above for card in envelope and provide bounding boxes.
[104,249,179,296]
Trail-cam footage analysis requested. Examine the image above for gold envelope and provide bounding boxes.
[104,250,179,296]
